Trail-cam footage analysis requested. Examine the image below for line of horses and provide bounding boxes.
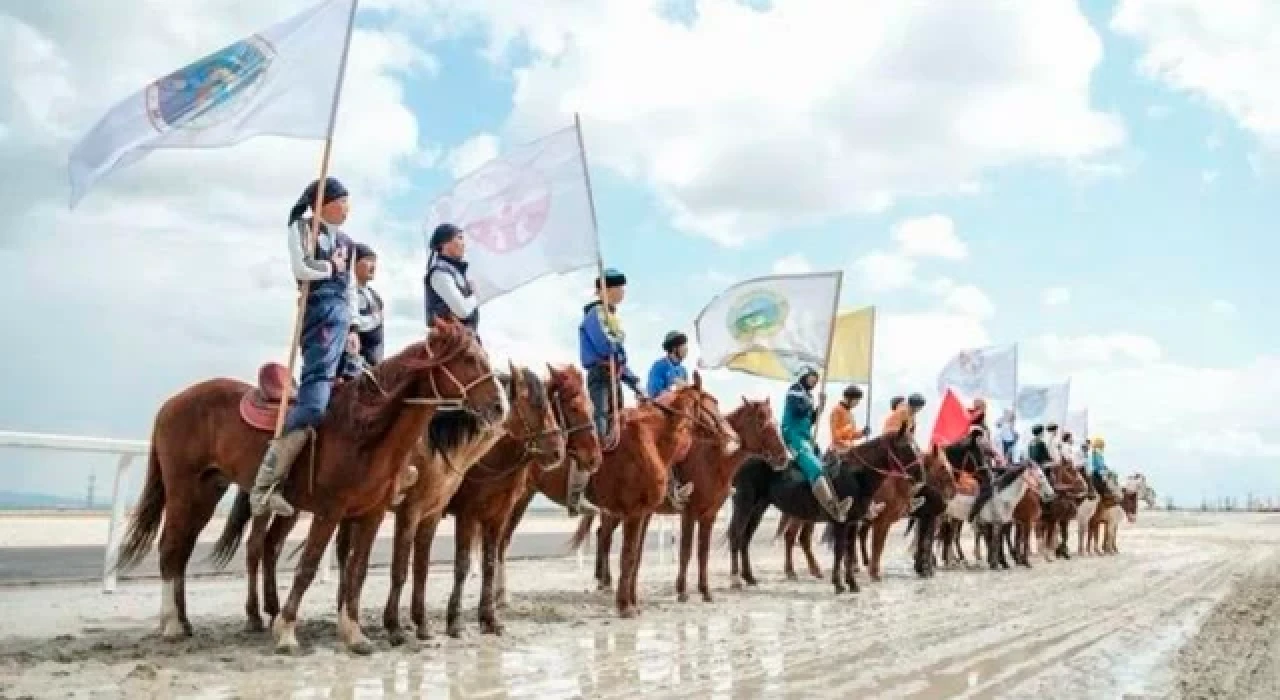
[115,325,1156,655]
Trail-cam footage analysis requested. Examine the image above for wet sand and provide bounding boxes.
[0,511,1276,699]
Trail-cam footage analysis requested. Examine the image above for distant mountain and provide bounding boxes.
[0,490,85,510]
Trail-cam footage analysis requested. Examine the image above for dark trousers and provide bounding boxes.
[284,293,348,433]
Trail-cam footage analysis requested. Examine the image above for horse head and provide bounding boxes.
[728,396,789,469]
[401,317,508,426]
[923,444,958,501]
[546,364,603,475]
[1053,458,1087,497]
[501,362,566,469]
[1121,473,1153,521]
[660,371,740,457]
[1027,462,1056,501]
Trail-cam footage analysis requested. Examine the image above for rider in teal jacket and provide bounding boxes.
[782,365,851,522]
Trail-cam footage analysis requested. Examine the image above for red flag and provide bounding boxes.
[930,388,970,448]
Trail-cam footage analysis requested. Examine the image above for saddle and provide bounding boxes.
[238,363,298,432]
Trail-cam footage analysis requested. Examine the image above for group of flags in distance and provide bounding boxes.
[65,0,1092,446]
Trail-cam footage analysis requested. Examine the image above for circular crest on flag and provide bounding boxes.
[1017,388,1048,418]
[426,163,552,255]
[146,36,275,132]
[956,350,985,378]
[727,289,789,346]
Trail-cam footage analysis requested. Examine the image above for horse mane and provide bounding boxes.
[327,323,472,444]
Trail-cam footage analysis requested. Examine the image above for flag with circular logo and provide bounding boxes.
[1015,381,1071,427]
[695,272,843,381]
[936,344,1018,400]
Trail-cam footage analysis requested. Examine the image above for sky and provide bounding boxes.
[1,0,1278,509]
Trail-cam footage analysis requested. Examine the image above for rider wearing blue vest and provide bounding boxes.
[250,177,358,518]
[781,365,851,522]
[423,223,479,332]
[1090,436,1113,498]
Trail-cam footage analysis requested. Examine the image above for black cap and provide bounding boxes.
[662,331,688,353]
[354,243,376,261]
[596,267,627,289]
[429,223,463,250]
[842,385,864,400]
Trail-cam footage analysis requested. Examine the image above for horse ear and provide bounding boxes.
[692,370,703,389]
[896,422,909,440]
[741,394,749,406]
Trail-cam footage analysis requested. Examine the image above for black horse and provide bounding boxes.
[727,424,920,594]
[906,432,993,576]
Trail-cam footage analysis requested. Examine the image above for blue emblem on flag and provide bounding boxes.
[145,36,275,132]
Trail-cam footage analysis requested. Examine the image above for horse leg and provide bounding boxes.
[477,519,504,635]
[676,512,695,602]
[843,527,858,591]
[629,514,653,615]
[859,521,872,575]
[696,515,715,603]
[1057,519,1071,559]
[332,519,352,616]
[409,514,442,641]
[244,517,268,633]
[272,513,340,653]
[984,525,998,570]
[829,524,847,595]
[382,507,417,647]
[781,519,799,581]
[801,522,823,578]
[156,480,221,639]
[869,519,891,582]
[596,515,619,592]
[260,514,297,624]
[999,524,1013,569]
[740,505,767,587]
[617,515,646,618]
[445,517,477,638]
[337,511,384,656]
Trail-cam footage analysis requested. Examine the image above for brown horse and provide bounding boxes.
[776,517,823,580]
[116,318,506,654]
[1008,482,1043,567]
[588,398,790,604]
[517,372,736,617]
[1036,460,1088,562]
[235,363,553,647]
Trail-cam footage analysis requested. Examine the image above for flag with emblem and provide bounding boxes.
[695,272,843,381]
[936,343,1018,401]
[1016,381,1071,427]
[1065,408,1089,441]
[422,125,597,305]
[824,306,876,383]
[68,0,357,207]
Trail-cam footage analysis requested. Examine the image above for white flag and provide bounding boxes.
[695,272,843,381]
[69,0,356,207]
[1016,381,1071,427]
[1065,408,1089,440]
[423,125,597,304]
[936,343,1018,400]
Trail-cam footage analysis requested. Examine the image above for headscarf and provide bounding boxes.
[288,177,348,225]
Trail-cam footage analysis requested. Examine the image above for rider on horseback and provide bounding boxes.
[1027,424,1056,500]
[646,330,696,509]
[424,223,479,332]
[829,385,869,452]
[251,177,358,518]
[882,393,925,438]
[1090,436,1113,499]
[782,365,852,522]
[1045,422,1061,463]
[341,243,385,380]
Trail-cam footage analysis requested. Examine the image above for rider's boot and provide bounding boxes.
[812,475,852,523]
[249,428,311,518]
[666,468,694,510]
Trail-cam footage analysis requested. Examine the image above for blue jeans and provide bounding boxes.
[1001,439,1016,463]
[283,293,349,433]
[586,366,624,439]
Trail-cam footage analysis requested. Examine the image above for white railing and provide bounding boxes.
[0,430,338,592]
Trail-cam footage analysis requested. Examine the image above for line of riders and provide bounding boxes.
[247,177,1120,526]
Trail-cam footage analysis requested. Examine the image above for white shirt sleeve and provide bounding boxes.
[352,287,382,333]
[345,268,358,323]
[429,269,478,319]
[288,219,332,282]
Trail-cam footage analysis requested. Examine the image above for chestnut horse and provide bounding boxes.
[852,444,956,581]
[516,373,736,617]
[231,363,552,647]
[1086,473,1154,555]
[116,318,506,653]
[588,398,790,604]
[433,365,600,639]
[1034,460,1088,562]
[727,425,920,595]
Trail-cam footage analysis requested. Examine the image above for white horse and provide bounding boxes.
[970,463,1055,569]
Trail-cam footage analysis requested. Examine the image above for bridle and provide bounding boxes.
[399,333,498,423]
[843,435,924,478]
[732,404,789,467]
[647,390,733,445]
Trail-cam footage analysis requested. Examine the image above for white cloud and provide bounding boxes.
[890,215,968,260]
[928,278,996,319]
[771,254,814,276]
[1209,299,1238,316]
[1032,332,1165,367]
[1042,286,1071,307]
[852,250,916,292]
[403,1,1124,244]
[444,131,500,179]
[1113,1,1280,150]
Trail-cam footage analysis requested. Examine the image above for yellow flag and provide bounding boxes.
[825,306,875,383]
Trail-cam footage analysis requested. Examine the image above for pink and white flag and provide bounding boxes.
[423,125,598,304]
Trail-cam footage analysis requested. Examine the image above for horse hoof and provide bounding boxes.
[701,592,714,604]
[677,592,689,603]
[387,629,408,648]
[619,606,638,619]
[274,643,301,656]
[446,621,462,639]
[245,617,265,634]
[810,570,824,579]
[347,639,375,656]
[730,578,743,590]
[833,586,845,595]
[415,626,433,642]
[480,620,504,636]
[785,572,798,582]
[870,574,882,583]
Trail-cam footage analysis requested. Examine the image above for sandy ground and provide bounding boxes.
[0,510,1277,699]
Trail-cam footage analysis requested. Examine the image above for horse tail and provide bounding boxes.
[116,444,165,573]
[905,515,916,538]
[208,490,251,570]
[567,512,597,552]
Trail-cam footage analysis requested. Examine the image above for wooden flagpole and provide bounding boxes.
[573,113,620,448]
[811,271,845,439]
[864,305,877,436]
[271,0,361,440]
